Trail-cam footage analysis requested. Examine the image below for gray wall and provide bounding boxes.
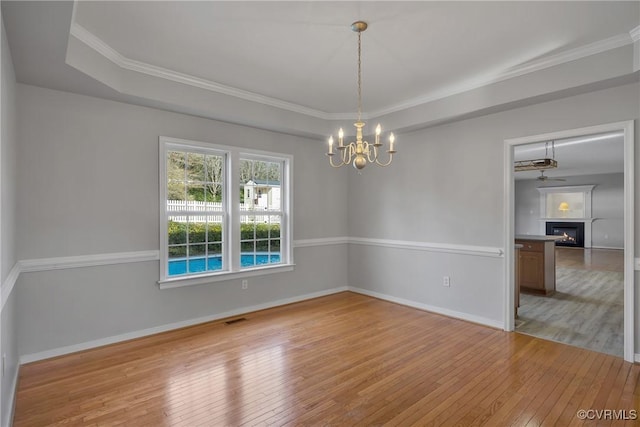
[1,13,19,427]
[515,173,625,248]
[348,82,639,336]
[15,84,350,357]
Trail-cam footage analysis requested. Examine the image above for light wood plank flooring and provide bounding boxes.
[14,292,640,426]
[516,248,624,357]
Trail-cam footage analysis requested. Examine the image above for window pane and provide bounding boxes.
[188,220,206,244]
[168,218,187,244]
[206,242,223,272]
[168,245,187,276]
[239,159,281,211]
[205,155,223,183]
[187,184,206,203]
[187,152,205,182]
[189,244,206,256]
[239,212,281,269]
[207,221,223,243]
[241,241,255,253]
[167,151,187,205]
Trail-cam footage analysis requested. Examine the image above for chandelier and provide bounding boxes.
[327,21,396,170]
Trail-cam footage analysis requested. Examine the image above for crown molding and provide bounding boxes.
[69,22,634,122]
[69,23,339,121]
[368,32,635,118]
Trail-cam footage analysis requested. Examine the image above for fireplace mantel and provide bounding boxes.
[537,185,596,248]
[538,218,595,223]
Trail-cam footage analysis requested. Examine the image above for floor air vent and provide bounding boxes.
[225,317,247,325]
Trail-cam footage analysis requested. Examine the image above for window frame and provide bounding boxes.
[158,137,294,289]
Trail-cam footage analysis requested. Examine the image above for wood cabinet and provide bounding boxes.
[516,237,556,296]
[514,245,521,317]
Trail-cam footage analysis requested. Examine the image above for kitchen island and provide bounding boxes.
[515,235,561,295]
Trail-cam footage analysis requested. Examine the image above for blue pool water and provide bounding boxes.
[169,253,280,276]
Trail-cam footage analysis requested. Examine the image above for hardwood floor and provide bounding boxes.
[555,247,625,272]
[516,248,624,357]
[13,292,640,426]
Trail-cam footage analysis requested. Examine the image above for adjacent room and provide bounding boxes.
[514,133,625,357]
[1,1,639,425]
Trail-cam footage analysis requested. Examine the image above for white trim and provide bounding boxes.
[536,185,596,194]
[158,264,295,289]
[0,238,351,313]
[630,25,640,43]
[635,353,640,363]
[0,263,20,311]
[293,237,350,247]
[635,257,640,271]
[19,250,159,273]
[348,286,503,330]
[369,33,634,118]
[590,246,624,251]
[2,364,18,427]
[622,120,635,363]
[349,237,503,258]
[19,286,348,364]
[504,120,635,362]
[69,21,634,122]
[69,23,337,120]
[538,218,595,223]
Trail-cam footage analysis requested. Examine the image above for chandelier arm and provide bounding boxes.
[367,144,378,163]
[364,142,377,163]
[375,153,394,167]
[329,153,346,168]
[345,143,354,164]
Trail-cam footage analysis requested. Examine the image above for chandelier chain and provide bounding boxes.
[357,30,362,122]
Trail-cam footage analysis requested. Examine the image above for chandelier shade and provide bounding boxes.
[327,21,396,170]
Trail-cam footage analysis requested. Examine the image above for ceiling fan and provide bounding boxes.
[537,170,565,182]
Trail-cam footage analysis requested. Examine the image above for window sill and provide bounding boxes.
[157,264,295,289]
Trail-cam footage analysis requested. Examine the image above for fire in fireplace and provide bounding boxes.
[545,222,585,247]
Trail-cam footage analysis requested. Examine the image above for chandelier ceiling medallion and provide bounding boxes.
[327,21,396,170]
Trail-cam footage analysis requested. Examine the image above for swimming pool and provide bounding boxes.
[168,253,280,276]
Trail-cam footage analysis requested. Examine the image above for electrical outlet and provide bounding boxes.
[443,276,450,287]
[242,279,248,290]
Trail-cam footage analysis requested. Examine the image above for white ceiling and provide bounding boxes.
[3,1,638,118]
[1,1,638,145]
[513,132,624,181]
[70,1,639,116]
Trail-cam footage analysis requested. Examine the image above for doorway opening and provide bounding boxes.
[504,121,634,362]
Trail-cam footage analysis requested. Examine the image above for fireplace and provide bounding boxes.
[545,222,585,247]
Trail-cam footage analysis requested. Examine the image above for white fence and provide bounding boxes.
[167,200,280,224]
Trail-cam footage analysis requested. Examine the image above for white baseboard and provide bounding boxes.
[590,246,624,250]
[2,364,19,427]
[19,286,348,364]
[347,286,504,330]
[635,353,640,363]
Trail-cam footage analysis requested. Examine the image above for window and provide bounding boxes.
[240,157,282,268]
[159,137,292,287]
